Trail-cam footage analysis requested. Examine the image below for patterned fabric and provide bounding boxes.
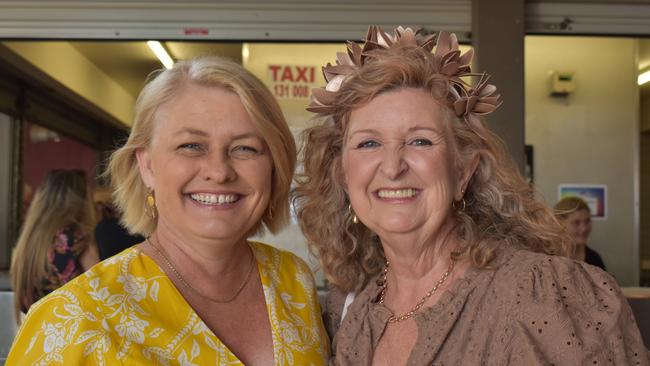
[7,242,329,365]
[324,246,649,366]
[40,226,87,299]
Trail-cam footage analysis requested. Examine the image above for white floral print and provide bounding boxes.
[7,242,329,365]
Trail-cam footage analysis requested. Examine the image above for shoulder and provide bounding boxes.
[250,241,318,294]
[27,247,149,315]
[250,241,313,277]
[322,287,349,340]
[250,242,330,356]
[585,246,601,256]
[29,247,144,310]
[585,246,607,270]
[7,247,163,364]
[491,248,618,310]
[8,273,102,364]
[492,249,648,364]
[496,249,612,298]
[83,246,146,278]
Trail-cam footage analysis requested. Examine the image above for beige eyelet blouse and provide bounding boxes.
[323,246,649,366]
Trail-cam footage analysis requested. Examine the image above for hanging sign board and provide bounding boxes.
[267,65,318,100]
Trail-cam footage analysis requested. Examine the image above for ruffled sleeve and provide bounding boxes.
[506,254,649,365]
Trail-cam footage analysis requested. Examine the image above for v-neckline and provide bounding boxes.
[136,242,278,364]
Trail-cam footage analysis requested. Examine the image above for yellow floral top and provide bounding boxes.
[7,242,329,365]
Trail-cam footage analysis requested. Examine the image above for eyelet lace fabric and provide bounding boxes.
[323,246,649,366]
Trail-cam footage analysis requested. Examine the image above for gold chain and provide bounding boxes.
[146,237,255,304]
[378,258,455,323]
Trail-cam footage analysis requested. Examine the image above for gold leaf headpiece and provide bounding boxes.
[307,26,502,134]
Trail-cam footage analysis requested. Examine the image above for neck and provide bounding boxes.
[379,220,459,280]
[378,227,466,319]
[152,218,251,277]
[573,244,586,261]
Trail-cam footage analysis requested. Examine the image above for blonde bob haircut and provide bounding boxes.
[293,46,571,292]
[108,56,296,236]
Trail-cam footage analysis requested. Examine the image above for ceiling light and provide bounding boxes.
[147,41,173,69]
[639,70,650,86]
[242,43,250,62]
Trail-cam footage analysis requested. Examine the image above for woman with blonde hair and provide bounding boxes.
[7,56,328,365]
[10,169,98,320]
[554,196,607,271]
[294,26,647,364]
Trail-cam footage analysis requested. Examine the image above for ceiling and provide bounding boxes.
[5,37,650,123]
[69,38,650,100]
[70,41,243,98]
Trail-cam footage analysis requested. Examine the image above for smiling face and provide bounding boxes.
[136,83,272,243]
[342,88,472,243]
[561,209,592,246]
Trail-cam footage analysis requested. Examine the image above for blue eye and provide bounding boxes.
[408,138,433,146]
[178,143,203,151]
[231,145,261,159]
[356,140,380,149]
[234,145,258,153]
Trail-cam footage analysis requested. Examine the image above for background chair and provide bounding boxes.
[0,291,18,366]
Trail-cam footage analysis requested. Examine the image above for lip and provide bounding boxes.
[373,187,421,203]
[185,191,244,209]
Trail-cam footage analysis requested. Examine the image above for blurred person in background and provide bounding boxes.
[10,169,99,320]
[93,186,144,260]
[554,196,607,271]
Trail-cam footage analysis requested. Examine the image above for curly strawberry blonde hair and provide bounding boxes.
[293,43,571,293]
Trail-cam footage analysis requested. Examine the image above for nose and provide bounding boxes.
[202,150,237,183]
[379,144,408,180]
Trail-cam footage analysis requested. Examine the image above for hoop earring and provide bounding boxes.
[146,188,157,219]
[452,198,466,212]
[348,204,358,224]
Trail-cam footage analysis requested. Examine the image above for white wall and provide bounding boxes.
[525,36,639,285]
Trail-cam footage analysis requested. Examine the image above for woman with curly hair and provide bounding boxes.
[294,26,647,365]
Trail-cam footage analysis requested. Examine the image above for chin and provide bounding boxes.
[190,223,250,241]
[372,219,421,235]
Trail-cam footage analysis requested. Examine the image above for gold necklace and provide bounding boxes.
[146,237,255,304]
[378,258,455,323]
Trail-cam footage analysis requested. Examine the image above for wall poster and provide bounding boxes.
[558,184,607,220]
